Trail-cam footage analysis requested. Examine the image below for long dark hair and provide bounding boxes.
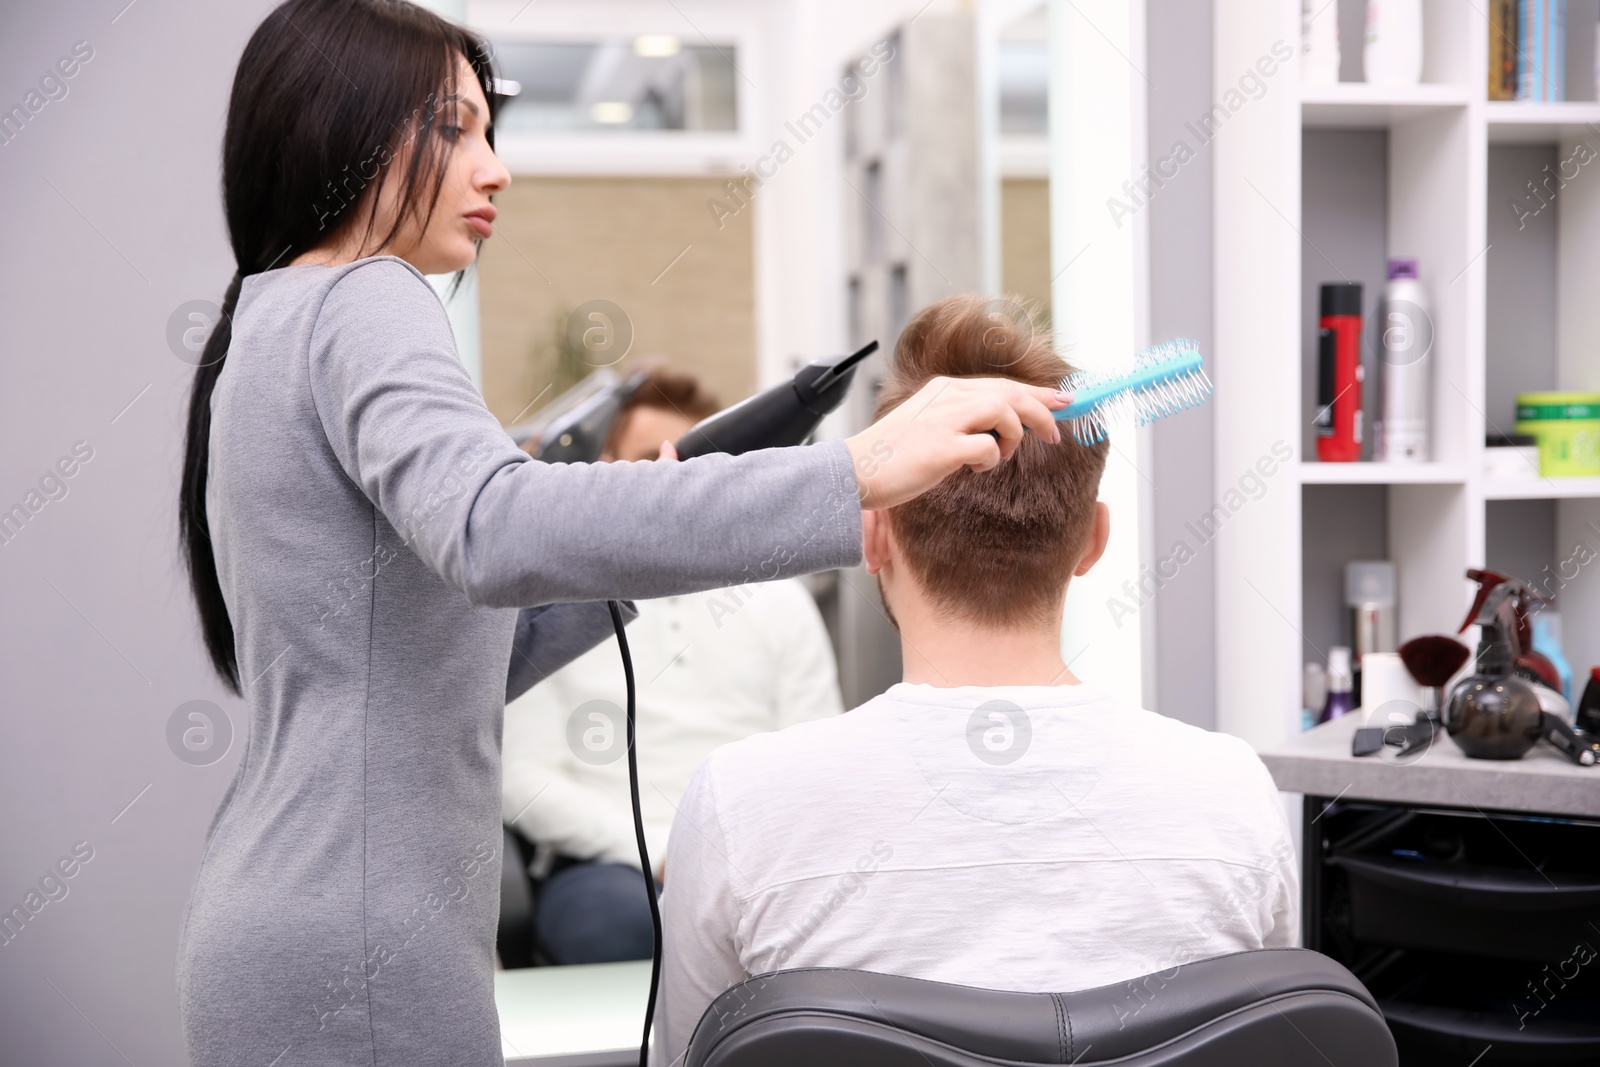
[180,0,498,693]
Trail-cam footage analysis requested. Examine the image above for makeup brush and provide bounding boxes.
[1399,635,1472,721]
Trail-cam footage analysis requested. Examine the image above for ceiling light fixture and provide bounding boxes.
[633,34,682,58]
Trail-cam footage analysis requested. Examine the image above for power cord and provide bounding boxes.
[607,599,661,1067]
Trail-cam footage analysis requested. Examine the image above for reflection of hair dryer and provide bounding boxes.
[523,370,646,464]
[673,341,879,459]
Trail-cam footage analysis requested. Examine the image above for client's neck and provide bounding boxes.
[895,601,1080,688]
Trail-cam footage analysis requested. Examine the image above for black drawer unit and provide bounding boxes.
[1303,799,1600,1066]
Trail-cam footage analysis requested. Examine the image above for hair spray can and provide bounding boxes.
[1316,283,1364,462]
[1376,258,1431,462]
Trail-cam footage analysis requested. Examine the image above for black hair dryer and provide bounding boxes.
[673,341,878,459]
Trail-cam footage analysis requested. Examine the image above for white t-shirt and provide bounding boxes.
[501,579,843,870]
[653,680,1299,1067]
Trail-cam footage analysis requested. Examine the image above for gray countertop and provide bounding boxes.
[1259,713,1600,818]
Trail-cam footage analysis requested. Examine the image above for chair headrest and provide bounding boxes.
[686,948,1392,1066]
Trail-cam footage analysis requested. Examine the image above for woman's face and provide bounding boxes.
[299,54,510,273]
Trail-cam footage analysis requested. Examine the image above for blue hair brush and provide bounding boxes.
[1054,339,1211,444]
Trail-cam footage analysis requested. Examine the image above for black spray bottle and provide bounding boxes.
[1445,582,1544,759]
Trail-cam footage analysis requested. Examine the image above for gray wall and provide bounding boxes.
[0,3,271,1063]
[1299,129,1390,462]
[1486,143,1559,432]
[1147,0,1216,729]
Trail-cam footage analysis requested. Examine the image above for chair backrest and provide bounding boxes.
[684,948,1395,1067]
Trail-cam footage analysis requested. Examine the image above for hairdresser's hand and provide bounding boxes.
[845,377,1069,510]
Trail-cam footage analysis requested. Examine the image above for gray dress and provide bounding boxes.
[177,256,863,1067]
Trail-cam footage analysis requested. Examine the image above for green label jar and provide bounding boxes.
[1515,392,1600,477]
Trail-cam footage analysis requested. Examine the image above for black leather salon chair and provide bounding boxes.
[684,948,1396,1066]
[496,823,540,968]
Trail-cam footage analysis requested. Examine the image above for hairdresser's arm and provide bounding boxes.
[505,601,638,703]
[308,259,864,607]
[653,763,748,1067]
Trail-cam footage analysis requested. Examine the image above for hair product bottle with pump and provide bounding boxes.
[1316,283,1364,462]
[1376,258,1431,462]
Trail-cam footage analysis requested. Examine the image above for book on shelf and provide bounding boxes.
[1516,0,1567,102]
[1489,0,1518,100]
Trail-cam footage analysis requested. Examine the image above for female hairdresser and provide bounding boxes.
[174,2,1066,1065]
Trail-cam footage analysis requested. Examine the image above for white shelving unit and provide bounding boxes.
[1215,0,1600,751]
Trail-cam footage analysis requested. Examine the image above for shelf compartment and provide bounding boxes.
[1368,952,1600,1064]
[1298,462,1468,484]
[1331,854,1600,960]
[1301,83,1471,129]
[1486,101,1600,144]
[1327,809,1600,963]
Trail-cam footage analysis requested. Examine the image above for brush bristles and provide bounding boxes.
[1398,635,1472,688]
[1056,338,1212,445]
[1058,340,1199,393]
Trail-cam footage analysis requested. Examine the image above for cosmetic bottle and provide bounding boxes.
[1531,610,1573,704]
[1364,0,1423,86]
[1578,668,1600,735]
[1321,647,1356,724]
[1303,662,1327,731]
[1445,583,1544,759]
[1376,258,1431,462]
[1359,651,1420,715]
[1316,283,1364,462]
[1302,0,1340,84]
[1346,561,1397,705]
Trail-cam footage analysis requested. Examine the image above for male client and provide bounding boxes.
[653,295,1298,1065]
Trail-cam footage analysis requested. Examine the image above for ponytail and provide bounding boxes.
[179,269,246,694]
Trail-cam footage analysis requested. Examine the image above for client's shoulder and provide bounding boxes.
[1071,689,1275,783]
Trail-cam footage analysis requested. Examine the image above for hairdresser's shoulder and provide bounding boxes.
[315,254,447,321]
[322,253,439,295]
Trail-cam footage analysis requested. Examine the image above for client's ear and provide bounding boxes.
[1073,502,1112,576]
[861,509,891,576]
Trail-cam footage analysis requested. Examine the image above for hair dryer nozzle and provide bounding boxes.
[673,341,879,460]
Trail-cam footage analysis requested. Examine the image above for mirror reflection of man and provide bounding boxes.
[501,363,846,964]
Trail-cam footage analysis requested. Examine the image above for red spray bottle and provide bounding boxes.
[1316,283,1364,462]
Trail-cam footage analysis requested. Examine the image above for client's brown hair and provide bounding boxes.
[603,361,723,455]
[874,294,1110,628]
